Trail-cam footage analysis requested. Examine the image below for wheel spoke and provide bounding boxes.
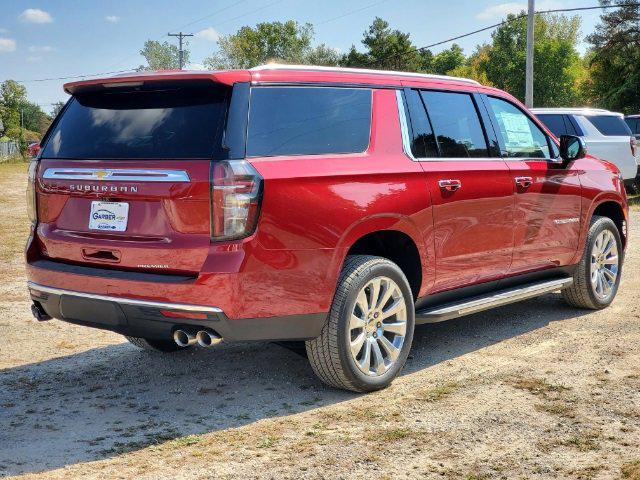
[378,335,400,361]
[596,272,604,295]
[382,321,406,336]
[356,290,369,315]
[602,268,616,282]
[381,297,405,320]
[368,278,381,311]
[603,255,618,265]
[358,338,372,372]
[350,332,366,357]
[377,280,394,310]
[350,313,366,330]
[371,340,386,375]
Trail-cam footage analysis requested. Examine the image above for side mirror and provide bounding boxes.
[559,135,586,162]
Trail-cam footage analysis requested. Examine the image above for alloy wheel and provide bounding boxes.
[349,276,407,377]
[590,229,619,300]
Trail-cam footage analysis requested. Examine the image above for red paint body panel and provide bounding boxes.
[26,67,628,327]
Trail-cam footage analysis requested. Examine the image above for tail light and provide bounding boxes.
[631,136,637,157]
[26,160,38,225]
[211,160,262,241]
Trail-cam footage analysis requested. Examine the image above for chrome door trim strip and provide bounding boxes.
[42,168,191,182]
[27,282,222,313]
[415,277,573,323]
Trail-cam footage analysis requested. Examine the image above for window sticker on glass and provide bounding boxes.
[496,112,534,151]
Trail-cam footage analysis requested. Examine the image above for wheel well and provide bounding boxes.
[346,230,422,299]
[593,201,626,247]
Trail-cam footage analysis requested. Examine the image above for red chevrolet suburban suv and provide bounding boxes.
[26,65,627,392]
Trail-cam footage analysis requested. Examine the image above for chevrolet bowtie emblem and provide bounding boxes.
[93,170,111,180]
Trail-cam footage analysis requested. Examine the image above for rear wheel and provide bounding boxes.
[125,336,182,352]
[306,255,415,392]
[563,216,622,309]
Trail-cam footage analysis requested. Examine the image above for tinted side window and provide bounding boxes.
[247,87,371,157]
[403,89,438,158]
[625,118,639,134]
[488,97,550,158]
[536,114,566,137]
[586,115,632,136]
[420,91,488,158]
[564,115,579,135]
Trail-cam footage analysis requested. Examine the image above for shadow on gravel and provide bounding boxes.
[0,292,589,476]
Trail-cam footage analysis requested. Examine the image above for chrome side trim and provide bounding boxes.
[27,282,222,313]
[415,277,574,323]
[396,90,418,162]
[42,168,190,182]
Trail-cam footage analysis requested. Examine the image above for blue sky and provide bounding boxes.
[0,0,604,111]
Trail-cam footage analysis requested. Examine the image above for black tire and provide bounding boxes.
[562,215,623,309]
[305,255,415,392]
[125,335,182,352]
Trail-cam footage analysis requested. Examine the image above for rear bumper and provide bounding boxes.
[27,281,326,342]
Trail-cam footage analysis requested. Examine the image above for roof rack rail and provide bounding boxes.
[250,64,481,85]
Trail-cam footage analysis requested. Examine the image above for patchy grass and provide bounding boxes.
[534,401,576,418]
[415,382,459,402]
[511,378,570,398]
[622,460,640,480]
[628,195,640,211]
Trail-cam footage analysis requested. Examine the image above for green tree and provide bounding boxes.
[429,44,466,75]
[585,1,640,113]
[204,21,314,69]
[304,44,341,66]
[0,80,27,133]
[138,40,188,70]
[342,17,423,71]
[480,13,585,107]
[449,45,494,85]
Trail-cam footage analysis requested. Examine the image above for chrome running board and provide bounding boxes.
[415,277,573,323]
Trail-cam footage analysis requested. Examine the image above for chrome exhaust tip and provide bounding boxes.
[173,329,197,347]
[196,329,222,347]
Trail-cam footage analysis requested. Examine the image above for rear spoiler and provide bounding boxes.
[64,70,251,95]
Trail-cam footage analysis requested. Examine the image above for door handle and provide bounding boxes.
[438,179,462,192]
[515,176,533,188]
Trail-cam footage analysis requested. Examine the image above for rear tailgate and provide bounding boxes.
[33,81,230,275]
[36,159,211,274]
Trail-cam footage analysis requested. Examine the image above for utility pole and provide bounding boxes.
[525,0,535,108]
[168,32,193,70]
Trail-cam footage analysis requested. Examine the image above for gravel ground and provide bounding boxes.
[0,162,638,479]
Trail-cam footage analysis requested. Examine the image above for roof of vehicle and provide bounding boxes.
[625,114,640,118]
[531,107,624,117]
[63,64,484,94]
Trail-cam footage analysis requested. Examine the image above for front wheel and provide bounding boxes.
[562,215,623,309]
[306,255,415,392]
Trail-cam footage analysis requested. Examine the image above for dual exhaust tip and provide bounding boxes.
[173,328,222,348]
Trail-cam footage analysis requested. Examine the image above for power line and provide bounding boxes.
[429,2,640,51]
[317,0,391,26]
[11,2,640,83]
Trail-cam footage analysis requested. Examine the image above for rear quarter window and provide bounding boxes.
[586,115,632,136]
[246,87,372,157]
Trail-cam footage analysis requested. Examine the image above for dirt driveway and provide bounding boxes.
[0,162,638,479]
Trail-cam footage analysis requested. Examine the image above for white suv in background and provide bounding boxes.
[532,108,639,191]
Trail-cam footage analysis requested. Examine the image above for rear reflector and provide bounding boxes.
[160,310,208,320]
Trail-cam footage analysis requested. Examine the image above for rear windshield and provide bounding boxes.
[586,115,632,136]
[42,85,229,159]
